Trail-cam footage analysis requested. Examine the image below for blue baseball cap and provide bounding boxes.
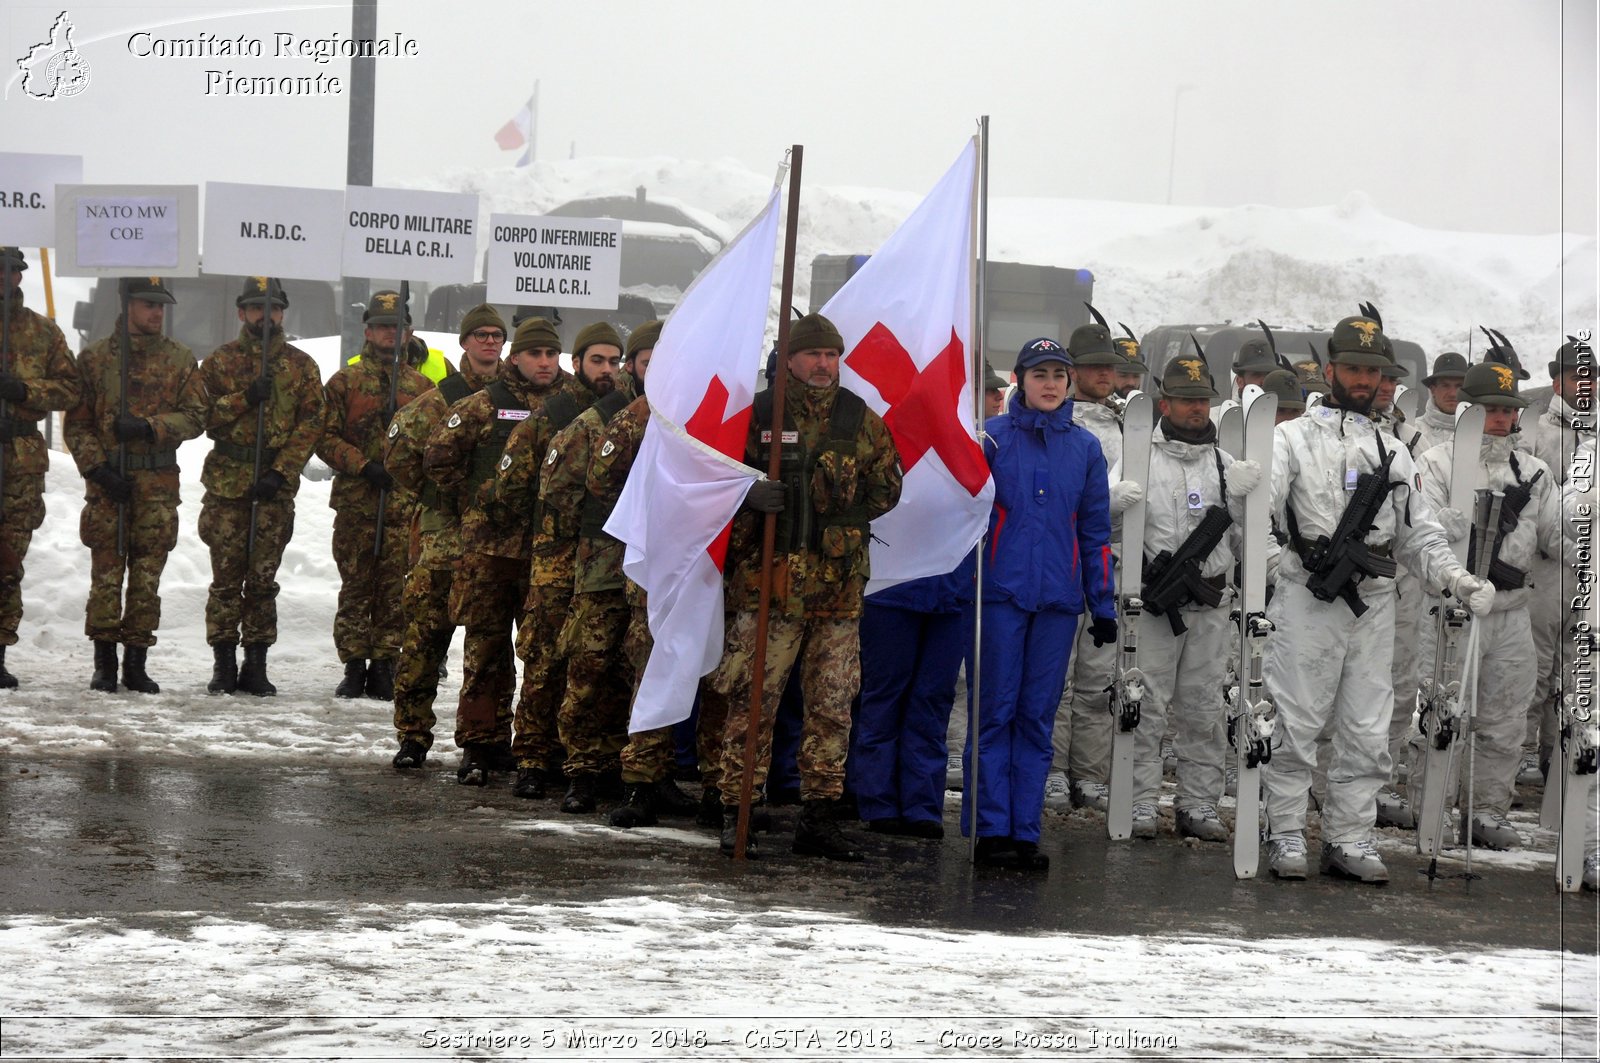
[1015,337,1072,373]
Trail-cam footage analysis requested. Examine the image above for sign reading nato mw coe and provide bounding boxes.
[342,186,477,285]
[53,184,200,277]
[0,152,82,248]
[486,214,622,309]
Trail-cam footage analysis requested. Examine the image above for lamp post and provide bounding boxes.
[1166,83,1195,205]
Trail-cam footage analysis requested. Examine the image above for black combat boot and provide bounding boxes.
[608,783,659,828]
[485,744,517,772]
[792,799,865,862]
[653,777,700,817]
[457,743,490,786]
[512,766,547,799]
[236,643,276,697]
[720,807,759,858]
[364,658,395,700]
[90,640,119,692]
[121,645,160,694]
[392,738,428,770]
[1010,839,1050,871]
[334,658,366,698]
[697,786,724,828]
[561,774,598,814]
[206,643,238,695]
[0,645,17,689]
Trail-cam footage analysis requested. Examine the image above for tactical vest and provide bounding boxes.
[543,389,584,434]
[417,372,480,524]
[751,386,870,553]
[465,379,530,496]
[577,389,634,540]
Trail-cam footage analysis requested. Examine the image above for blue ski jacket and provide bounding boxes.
[865,548,977,614]
[981,393,1115,618]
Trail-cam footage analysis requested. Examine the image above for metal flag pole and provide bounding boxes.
[734,145,802,861]
[967,115,990,863]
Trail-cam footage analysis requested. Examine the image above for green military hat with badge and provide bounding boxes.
[1326,306,1390,367]
[1262,368,1306,412]
[1113,323,1149,376]
[1070,304,1122,367]
[1459,360,1528,409]
[119,276,175,304]
[1550,335,1595,378]
[1295,341,1330,396]
[1478,326,1530,380]
[363,289,409,326]
[1160,336,1220,399]
[236,276,288,309]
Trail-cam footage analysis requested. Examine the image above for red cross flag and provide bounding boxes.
[828,138,994,591]
[606,181,783,732]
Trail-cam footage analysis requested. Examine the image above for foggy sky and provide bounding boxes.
[1,0,1594,238]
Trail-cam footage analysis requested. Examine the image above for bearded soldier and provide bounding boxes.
[316,290,432,698]
[713,313,903,860]
[0,247,79,687]
[65,277,207,692]
[1263,313,1494,884]
[494,322,622,795]
[386,304,507,770]
[197,278,325,696]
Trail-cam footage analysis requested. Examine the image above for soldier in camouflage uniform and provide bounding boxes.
[197,277,326,697]
[64,277,208,693]
[0,247,81,687]
[426,316,595,786]
[386,304,508,770]
[713,313,903,859]
[315,290,431,699]
[496,322,623,797]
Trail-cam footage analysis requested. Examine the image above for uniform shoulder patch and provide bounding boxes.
[600,440,615,458]
[500,454,513,471]
[387,422,400,438]
[544,447,559,466]
[447,412,462,429]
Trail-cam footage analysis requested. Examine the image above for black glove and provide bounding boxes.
[244,376,273,407]
[1089,616,1119,648]
[743,479,788,514]
[113,413,154,443]
[251,469,287,502]
[0,374,27,404]
[87,463,133,503]
[359,460,395,491]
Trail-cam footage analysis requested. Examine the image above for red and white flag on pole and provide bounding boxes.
[494,88,536,166]
[828,139,993,591]
[606,180,783,733]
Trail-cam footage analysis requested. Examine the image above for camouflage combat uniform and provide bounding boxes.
[553,384,639,781]
[198,328,325,647]
[0,288,79,651]
[315,344,430,663]
[715,379,902,803]
[424,366,586,753]
[64,324,207,647]
[386,359,499,751]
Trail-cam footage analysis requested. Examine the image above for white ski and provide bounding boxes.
[1107,390,1152,841]
[1415,403,1486,862]
[1231,384,1277,878]
[1552,687,1599,891]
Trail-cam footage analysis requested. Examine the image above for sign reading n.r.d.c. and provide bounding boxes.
[0,152,82,247]
[202,182,345,282]
[52,184,200,277]
[342,186,477,285]
[485,213,622,309]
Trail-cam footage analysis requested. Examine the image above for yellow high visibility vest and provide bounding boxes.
[348,345,450,383]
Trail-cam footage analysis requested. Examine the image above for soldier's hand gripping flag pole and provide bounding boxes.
[246,285,273,563]
[372,280,407,559]
[116,282,132,557]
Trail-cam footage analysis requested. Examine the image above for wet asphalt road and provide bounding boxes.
[1,754,1594,956]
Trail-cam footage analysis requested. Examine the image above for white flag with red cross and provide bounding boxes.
[826,139,993,591]
[606,181,782,733]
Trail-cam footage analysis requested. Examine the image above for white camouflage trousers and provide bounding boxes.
[1131,601,1231,809]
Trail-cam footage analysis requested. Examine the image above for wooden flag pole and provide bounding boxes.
[734,144,803,860]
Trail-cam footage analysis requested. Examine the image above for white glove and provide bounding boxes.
[1226,459,1262,500]
[1109,480,1144,514]
[1450,570,1496,616]
[1436,506,1470,542]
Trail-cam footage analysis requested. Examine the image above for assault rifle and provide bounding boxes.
[1142,504,1232,635]
[1292,438,1399,616]
[1466,467,1544,591]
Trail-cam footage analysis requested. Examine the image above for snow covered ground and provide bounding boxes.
[3,158,1596,1059]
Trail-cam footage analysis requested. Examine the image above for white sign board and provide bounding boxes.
[342,185,477,285]
[0,152,82,247]
[53,184,199,277]
[485,213,622,309]
[202,181,345,282]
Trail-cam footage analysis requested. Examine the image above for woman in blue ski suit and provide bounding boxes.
[963,337,1116,869]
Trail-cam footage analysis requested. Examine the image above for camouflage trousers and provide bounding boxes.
[449,553,523,748]
[392,563,455,751]
[715,610,859,803]
[330,506,408,662]
[512,581,573,771]
[619,603,729,787]
[80,488,179,648]
[0,472,45,647]
[557,588,631,777]
[198,494,294,646]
